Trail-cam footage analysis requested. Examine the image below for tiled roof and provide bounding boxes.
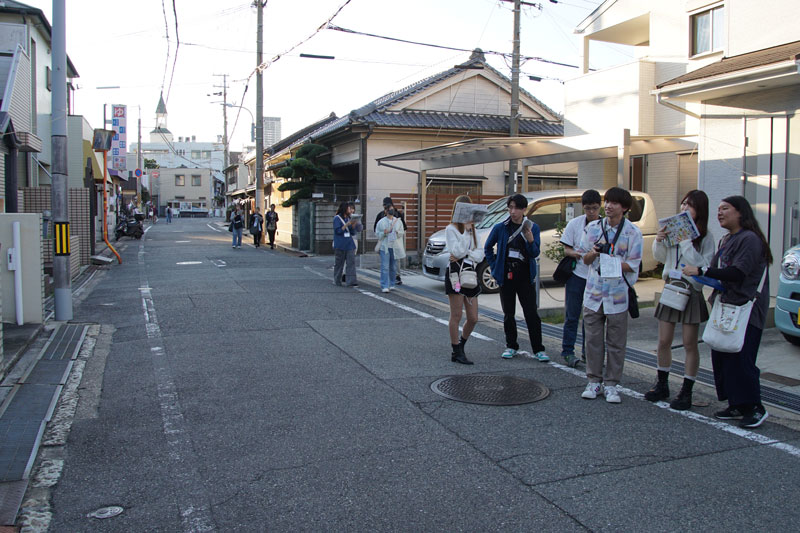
[658,40,800,88]
[266,112,338,155]
[279,49,563,150]
[362,110,563,136]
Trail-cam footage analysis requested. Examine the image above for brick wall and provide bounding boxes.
[21,187,92,266]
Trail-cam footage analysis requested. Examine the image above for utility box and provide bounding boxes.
[0,214,45,324]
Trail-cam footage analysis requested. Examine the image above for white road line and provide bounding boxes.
[137,243,216,531]
[211,259,227,268]
[175,240,191,243]
[358,289,494,342]
[310,266,800,457]
[176,261,203,265]
[206,223,221,232]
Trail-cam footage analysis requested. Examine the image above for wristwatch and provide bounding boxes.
[699,266,707,276]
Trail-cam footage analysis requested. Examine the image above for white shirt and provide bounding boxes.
[653,234,715,291]
[560,214,591,279]
[445,224,485,264]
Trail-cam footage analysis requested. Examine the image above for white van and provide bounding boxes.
[422,189,660,293]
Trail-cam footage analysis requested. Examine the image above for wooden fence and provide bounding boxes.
[389,193,505,252]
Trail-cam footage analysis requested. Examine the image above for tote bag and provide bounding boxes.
[702,269,766,353]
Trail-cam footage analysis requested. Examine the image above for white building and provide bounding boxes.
[128,93,225,214]
[263,116,281,147]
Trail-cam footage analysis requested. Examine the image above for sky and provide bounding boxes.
[28,0,633,153]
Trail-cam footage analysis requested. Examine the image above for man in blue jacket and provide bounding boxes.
[484,194,548,361]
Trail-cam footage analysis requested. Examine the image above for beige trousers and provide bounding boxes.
[583,305,629,387]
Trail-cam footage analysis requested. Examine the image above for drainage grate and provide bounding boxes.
[431,375,550,406]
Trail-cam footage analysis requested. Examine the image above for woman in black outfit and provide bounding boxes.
[250,207,264,248]
[682,196,772,429]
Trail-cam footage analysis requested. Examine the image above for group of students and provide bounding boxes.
[444,188,772,429]
[229,204,279,249]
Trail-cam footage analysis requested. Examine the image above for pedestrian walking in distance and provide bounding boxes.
[445,195,484,365]
[250,207,264,248]
[578,187,643,404]
[484,193,549,362]
[374,196,406,285]
[681,195,772,429]
[166,206,172,224]
[646,190,715,410]
[231,206,244,249]
[559,189,602,368]
[265,204,279,249]
[333,201,362,287]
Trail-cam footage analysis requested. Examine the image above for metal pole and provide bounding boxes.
[51,0,72,320]
[508,0,521,195]
[256,1,265,235]
[222,75,229,169]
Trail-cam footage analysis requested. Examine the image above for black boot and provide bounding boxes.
[644,370,670,402]
[451,342,473,365]
[669,378,694,411]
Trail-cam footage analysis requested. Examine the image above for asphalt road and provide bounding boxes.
[39,218,800,532]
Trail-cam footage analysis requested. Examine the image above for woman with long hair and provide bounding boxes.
[333,201,361,287]
[682,195,772,428]
[445,195,484,365]
[645,190,715,410]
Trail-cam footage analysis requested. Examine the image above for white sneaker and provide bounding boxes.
[604,385,621,403]
[581,382,604,399]
[381,288,390,293]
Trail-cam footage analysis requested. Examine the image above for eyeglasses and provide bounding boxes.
[583,205,600,212]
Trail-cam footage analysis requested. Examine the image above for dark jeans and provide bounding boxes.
[711,323,763,410]
[562,274,587,357]
[252,230,262,247]
[267,229,276,247]
[499,264,544,353]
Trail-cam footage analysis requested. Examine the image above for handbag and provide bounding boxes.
[458,261,478,289]
[660,279,691,311]
[228,221,233,232]
[702,268,767,353]
[553,256,576,284]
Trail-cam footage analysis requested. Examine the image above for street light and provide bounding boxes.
[225,103,255,142]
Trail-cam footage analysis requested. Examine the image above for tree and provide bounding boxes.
[144,158,159,169]
[276,143,332,207]
[140,187,151,205]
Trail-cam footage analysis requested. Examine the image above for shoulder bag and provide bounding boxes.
[702,268,766,353]
[553,256,576,284]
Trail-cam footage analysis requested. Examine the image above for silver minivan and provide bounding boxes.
[422,189,660,293]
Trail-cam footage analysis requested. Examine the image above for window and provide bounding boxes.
[691,5,724,56]
[175,175,185,186]
[191,150,201,159]
[191,174,201,186]
[527,200,564,233]
[630,155,646,192]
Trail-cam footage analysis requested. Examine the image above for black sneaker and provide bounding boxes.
[740,407,769,429]
[714,407,743,420]
[644,380,669,402]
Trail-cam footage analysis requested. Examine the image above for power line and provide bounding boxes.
[165,0,181,103]
[326,24,582,69]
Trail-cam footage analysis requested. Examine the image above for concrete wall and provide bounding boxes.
[0,213,44,324]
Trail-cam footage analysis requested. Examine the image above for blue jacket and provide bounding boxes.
[484,218,540,286]
[333,215,361,250]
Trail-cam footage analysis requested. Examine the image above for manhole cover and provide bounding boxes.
[431,375,550,405]
[87,506,124,519]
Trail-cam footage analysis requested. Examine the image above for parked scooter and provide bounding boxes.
[115,213,144,241]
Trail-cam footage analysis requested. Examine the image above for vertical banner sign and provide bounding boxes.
[54,222,71,256]
[111,104,127,171]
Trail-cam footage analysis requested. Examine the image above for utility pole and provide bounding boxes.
[508,0,521,195]
[213,74,230,169]
[51,0,72,320]
[255,1,265,221]
[137,107,142,202]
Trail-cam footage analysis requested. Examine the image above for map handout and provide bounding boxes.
[658,210,700,246]
[452,203,488,224]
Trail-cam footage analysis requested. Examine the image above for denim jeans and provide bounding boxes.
[379,248,397,290]
[562,274,587,357]
[232,227,243,247]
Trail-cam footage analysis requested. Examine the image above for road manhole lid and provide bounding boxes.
[431,375,549,405]
[87,506,124,519]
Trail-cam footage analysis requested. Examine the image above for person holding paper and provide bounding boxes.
[484,194,549,362]
[681,196,772,429]
[559,189,602,368]
[579,187,643,404]
[445,195,485,365]
[333,201,362,287]
[375,204,404,293]
[645,190,715,410]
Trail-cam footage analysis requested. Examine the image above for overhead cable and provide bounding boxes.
[326,24,581,69]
